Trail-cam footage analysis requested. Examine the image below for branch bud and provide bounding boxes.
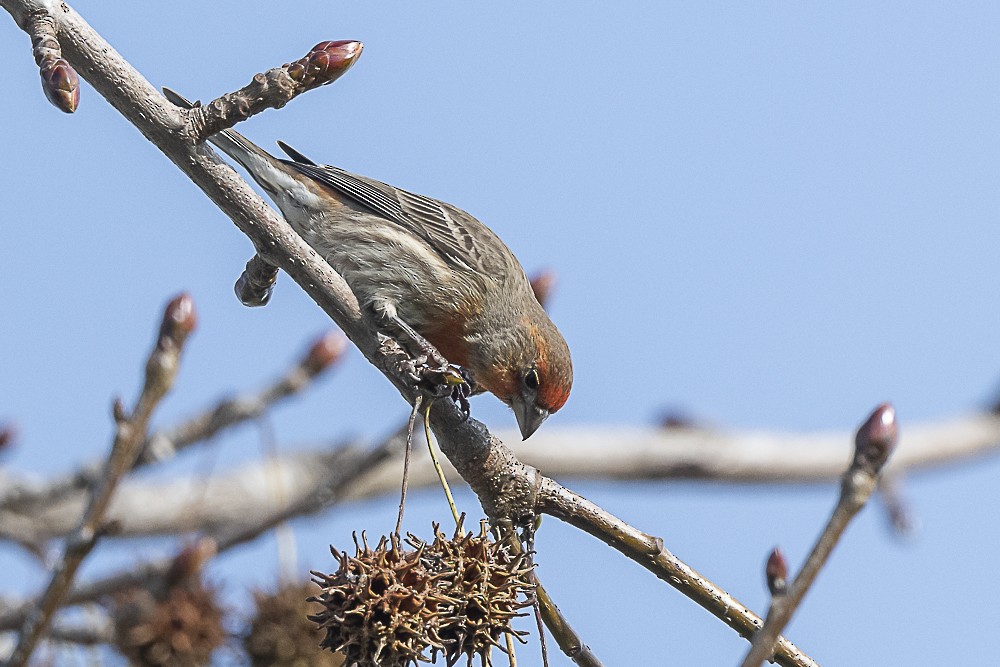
[0,423,16,452]
[529,269,557,309]
[302,331,348,376]
[40,57,80,113]
[852,402,898,477]
[157,293,198,353]
[286,40,364,88]
[143,294,197,401]
[658,409,696,430]
[111,397,128,424]
[165,538,218,589]
[235,255,278,308]
[765,547,788,597]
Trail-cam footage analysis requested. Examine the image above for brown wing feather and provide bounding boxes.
[282,161,509,278]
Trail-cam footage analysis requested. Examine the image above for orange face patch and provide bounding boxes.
[535,357,571,413]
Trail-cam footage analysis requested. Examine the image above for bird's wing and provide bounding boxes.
[281,159,507,277]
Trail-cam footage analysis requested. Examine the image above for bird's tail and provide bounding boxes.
[161,87,277,173]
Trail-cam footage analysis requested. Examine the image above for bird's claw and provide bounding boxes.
[378,334,472,418]
[420,364,472,419]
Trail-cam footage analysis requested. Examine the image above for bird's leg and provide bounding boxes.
[386,314,453,372]
[381,312,472,417]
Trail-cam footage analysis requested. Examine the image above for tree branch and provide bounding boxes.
[0,3,826,664]
[0,331,346,515]
[537,478,815,667]
[4,409,993,544]
[741,404,898,667]
[7,294,196,667]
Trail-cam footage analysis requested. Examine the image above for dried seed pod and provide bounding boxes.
[311,522,534,667]
[112,582,225,667]
[244,583,345,667]
[421,522,533,667]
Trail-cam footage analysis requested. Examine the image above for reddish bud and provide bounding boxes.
[0,424,16,452]
[100,519,124,537]
[112,397,128,423]
[852,402,898,476]
[765,547,788,596]
[157,293,197,351]
[40,58,80,113]
[658,410,696,430]
[287,40,363,87]
[165,538,217,588]
[886,499,915,538]
[529,269,557,309]
[302,331,348,376]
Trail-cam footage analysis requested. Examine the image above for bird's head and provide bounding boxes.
[475,314,573,440]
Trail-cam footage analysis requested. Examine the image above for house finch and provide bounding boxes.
[163,89,572,439]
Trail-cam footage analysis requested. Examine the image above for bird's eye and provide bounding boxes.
[524,369,540,391]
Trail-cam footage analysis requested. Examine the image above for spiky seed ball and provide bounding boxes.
[310,532,446,666]
[419,522,533,667]
[112,583,225,667]
[245,583,345,667]
[310,523,534,667]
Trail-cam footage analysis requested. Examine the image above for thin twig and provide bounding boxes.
[503,521,599,667]
[7,294,196,667]
[527,526,550,667]
[0,331,345,515]
[506,632,518,667]
[536,478,816,667]
[396,396,422,536]
[46,618,114,646]
[185,40,362,141]
[740,404,898,667]
[534,581,603,667]
[0,428,402,633]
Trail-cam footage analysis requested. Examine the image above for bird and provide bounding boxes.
[163,89,572,439]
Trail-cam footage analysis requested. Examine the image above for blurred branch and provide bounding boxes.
[4,409,993,543]
[0,331,346,515]
[47,617,114,646]
[741,404,898,667]
[7,294,196,667]
[877,473,916,538]
[0,426,400,635]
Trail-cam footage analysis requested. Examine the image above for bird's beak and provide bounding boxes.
[513,397,550,440]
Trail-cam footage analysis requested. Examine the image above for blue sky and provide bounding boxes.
[2,2,999,664]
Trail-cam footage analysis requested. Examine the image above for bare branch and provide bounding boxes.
[0,4,825,663]
[0,331,346,515]
[47,617,115,646]
[181,40,362,141]
[7,294,196,667]
[741,404,899,667]
[0,410,1000,544]
[536,478,816,667]
[535,580,603,667]
[0,429,403,633]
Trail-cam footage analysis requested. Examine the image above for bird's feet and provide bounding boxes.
[377,333,472,419]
